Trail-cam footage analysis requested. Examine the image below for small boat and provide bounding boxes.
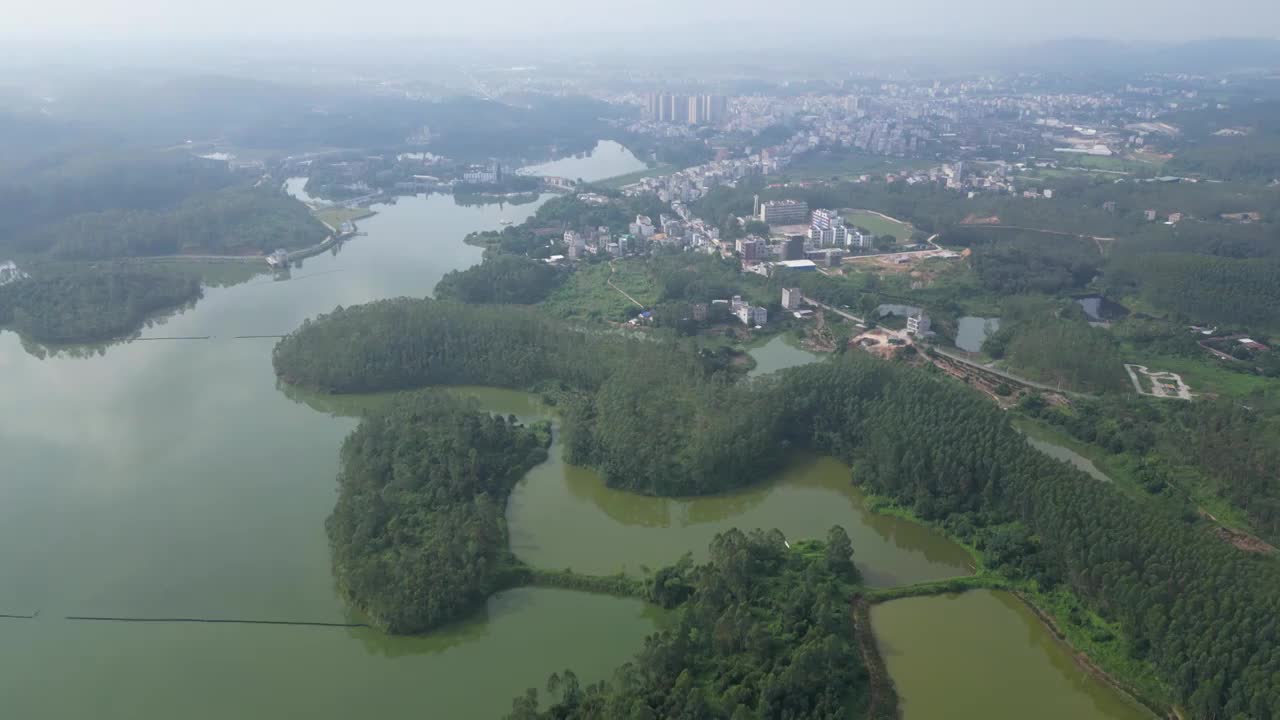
[499,219,513,226]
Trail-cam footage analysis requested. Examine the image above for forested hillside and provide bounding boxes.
[327,392,551,633]
[277,299,1280,718]
[0,266,201,343]
[0,150,237,243]
[9,186,327,260]
[1106,252,1280,330]
[508,528,868,720]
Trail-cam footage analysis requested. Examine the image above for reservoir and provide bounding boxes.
[518,140,647,182]
[0,187,663,718]
[872,590,1152,720]
[0,146,1152,718]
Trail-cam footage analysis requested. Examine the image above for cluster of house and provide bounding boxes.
[562,227,634,259]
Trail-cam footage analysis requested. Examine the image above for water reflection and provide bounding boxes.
[508,429,973,586]
[872,590,1153,720]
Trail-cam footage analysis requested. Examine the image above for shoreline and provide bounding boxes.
[858,490,1175,719]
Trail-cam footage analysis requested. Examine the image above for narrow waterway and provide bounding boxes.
[872,590,1153,720]
[508,444,973,587]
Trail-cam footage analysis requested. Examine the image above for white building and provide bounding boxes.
[782,287,803,311]
[809,208,849,247]
[760,200,809,225]
[907,312,931,336]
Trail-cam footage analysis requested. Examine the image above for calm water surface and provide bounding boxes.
[747,334,820,377]
[873,590,1153,720]
[0,151,1146,718]
[955,316,1000,353]
[509,444,973,587]
[518,140,647,182]
[0,189,664,719]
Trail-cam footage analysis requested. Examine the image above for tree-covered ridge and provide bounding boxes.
[508,528,868,720]
[10,186,328,260]
[327,391,551,634]
[0,150,238,244]
[0,265,201,344]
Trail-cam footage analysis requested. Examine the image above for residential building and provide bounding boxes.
[736,304,768,326]
[809,208,848,246]
[692,303,708,322]
[782,287,803,311]
[760,200,809,225]
[784,235,806,260]
[907,312,931,336]
[1168,212,1183,224]
[1145,209,1157,221]
[736,238,764,263]
[647,92,727,125]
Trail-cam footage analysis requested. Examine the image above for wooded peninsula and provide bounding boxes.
[275,298,1280,719]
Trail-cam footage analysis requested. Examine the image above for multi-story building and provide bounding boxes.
[736,238,764,263]
[809,208,849,246]
[692,303,708,322]
[647,93,728,125]
[907,312,931,336]
[782,288,802,311]
[761,200,809,225]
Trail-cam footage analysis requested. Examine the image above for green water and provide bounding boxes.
[508,446,974,587]
[1,588,655,720]
[746,333,820,377]
[872,591,1153,720]
[0,190,664,718]
[1024,436,1114,483]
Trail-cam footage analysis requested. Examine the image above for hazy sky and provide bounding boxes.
[7,0,1280,46]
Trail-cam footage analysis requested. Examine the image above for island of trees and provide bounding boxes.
[0,265,202,344]
[508,528,869,720]
[328,391,551,633]
[276,298,1280,719]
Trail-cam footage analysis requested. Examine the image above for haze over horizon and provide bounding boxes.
[6,0,1280,51]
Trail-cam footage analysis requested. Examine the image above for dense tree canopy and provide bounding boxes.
[0,265,201,343]
[434,254,564,305]
[10,186,327,260]
[327,391,550,633]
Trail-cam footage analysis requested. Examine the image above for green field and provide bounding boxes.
[142,259,269,288]
[596,164,675,190]
[542,261,659,322]
[316,206,376,229]
[780,151,934,181]
[842,210,914,241]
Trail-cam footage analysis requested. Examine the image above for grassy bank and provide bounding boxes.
[595,164,676,190]
[316,206,376,229]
